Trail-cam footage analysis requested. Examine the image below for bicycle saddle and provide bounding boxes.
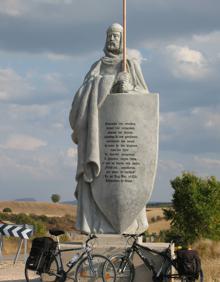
[123,232,145,237]
[49,229,65,236]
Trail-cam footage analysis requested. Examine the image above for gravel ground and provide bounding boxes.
[0,260,26,282]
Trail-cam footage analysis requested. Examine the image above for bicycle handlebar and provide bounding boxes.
[122,232,145,240]
[85,234,97,245]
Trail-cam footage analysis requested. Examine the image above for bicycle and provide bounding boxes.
[25,229,116,282]
[105,233,203,282]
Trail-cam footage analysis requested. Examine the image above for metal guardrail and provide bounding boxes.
[0,224,34,264]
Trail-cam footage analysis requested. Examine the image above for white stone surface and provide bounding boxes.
[92,93,159,233]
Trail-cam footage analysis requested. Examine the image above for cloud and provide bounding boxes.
[0,0,219,56]
[47,52,73,61]
[0,134,47,151]
[193,30,220,48]
[35,0,73,4]
[0,148,73,181]
[166,45,209,79]
[42,73,68,95]
[0,67,70,105]
[170,46,204,65]
[127,49,146,64]
[0,68,34,101]
[66,147,77,159]
[0,0,26,16]
[0,152,36,177]
[192,31,220,65]
[0,146,77,200]
[160,106,220,154]
[194,156,220,167]
[159,159,184,171]
[9,104,50,119]
[52,122,64,129]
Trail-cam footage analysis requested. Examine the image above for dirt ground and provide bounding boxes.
[0,260,26,282]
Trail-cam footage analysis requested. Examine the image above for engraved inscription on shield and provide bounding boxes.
[91,93,159,233]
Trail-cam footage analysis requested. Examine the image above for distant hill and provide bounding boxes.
[62,200,77,205]
[147,202,172,208]
[15,198,36,202]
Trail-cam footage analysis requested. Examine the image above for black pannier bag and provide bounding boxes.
[176,249,201,279]
[26,237,57,273]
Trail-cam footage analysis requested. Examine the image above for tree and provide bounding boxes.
[164,172,220,244]
[3,207,12,213]
[51,194,61,203]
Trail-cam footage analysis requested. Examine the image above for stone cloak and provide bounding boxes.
[69,57,153,233]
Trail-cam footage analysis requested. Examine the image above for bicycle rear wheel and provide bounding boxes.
[108,254,135,282]
[75,254,116,282]
[163,267,204,282]
[179,269,204,282]
[25,255,60,282]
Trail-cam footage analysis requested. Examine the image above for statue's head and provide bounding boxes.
[104,23,123,55]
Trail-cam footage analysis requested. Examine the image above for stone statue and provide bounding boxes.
[69,23,159,234]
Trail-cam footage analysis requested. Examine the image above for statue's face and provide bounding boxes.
[106,31,121,53]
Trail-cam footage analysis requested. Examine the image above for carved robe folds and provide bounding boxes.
[70,90,159,234]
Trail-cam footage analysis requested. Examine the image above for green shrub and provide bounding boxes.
[34,221,46,236]
[3,207,12,213]
[164,172,220,244]
[151,216,156,223]
[156,215,162,221]
[0,212,75,237]
[51,194,61,203]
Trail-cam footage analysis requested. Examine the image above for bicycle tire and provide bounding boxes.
[163,266,204,282]
[75,254,116,282]
[25,254,60,282]
[107,254,135,282]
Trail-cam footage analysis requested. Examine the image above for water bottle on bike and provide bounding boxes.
[67,253,80,267]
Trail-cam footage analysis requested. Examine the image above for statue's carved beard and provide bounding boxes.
[107,41,120,55]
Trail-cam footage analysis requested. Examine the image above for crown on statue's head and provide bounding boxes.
[107,23,123,34]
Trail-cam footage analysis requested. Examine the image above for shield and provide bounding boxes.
[91,93,159,233]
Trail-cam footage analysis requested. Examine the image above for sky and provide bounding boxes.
[0,0,220,202]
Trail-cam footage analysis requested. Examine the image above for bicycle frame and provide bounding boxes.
[54,244,92,275]
[51,235,98,279]
[121,239,175,280]
[135,242,174,278]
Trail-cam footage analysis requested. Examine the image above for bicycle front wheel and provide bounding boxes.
[107,254,135,282]
[75,254,116,282]
[25,255,60,282]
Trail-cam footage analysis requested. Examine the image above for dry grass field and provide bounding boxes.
[193,240,220,281]
[0,201,79,256]
[148,219,170,234]
[0,201,77,217]
[147,207,170,234]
